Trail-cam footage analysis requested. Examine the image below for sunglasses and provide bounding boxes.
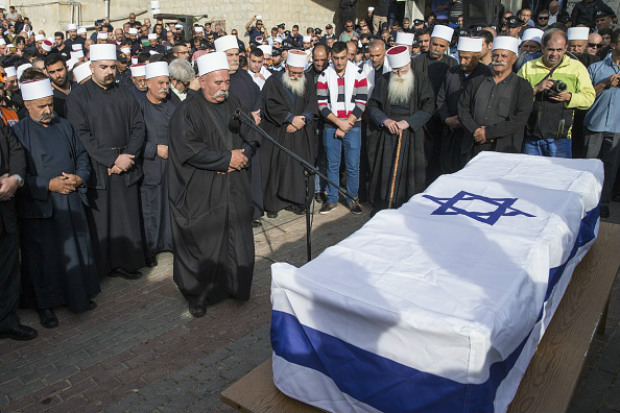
[588,43,602,48]
[538,16,549,20]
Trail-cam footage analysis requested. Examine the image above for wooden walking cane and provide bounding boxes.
[388,129,403,209]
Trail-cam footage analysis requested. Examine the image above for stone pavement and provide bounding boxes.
[1,200,619,413]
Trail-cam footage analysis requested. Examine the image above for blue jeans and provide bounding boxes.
[323,126,361,204]
[522,137,572,158]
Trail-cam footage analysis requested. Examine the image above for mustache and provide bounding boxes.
[212,90,229,99]
[430,50,443,57]
[40,111,56,122]
[491,61,507,67]
[157,88,169,94]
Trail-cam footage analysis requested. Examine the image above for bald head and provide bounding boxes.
[369,39,386,51]
[369,39,387,68]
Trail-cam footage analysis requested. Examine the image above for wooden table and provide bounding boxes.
[221,222,620,413]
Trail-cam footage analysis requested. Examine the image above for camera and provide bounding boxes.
[547,79,567,95]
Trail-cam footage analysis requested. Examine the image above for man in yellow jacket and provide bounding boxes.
[518,28,595,158]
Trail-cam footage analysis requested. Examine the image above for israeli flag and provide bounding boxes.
[270,153,603,413]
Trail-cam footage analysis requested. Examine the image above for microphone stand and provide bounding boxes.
[234,109,356,262]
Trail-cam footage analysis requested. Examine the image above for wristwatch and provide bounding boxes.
[11,174,24,188]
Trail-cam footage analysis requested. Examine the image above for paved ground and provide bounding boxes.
[1,200,619,413]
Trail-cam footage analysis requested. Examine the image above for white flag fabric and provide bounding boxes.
[270,153,603,413]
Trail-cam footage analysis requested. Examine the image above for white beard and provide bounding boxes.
[282,71,307,96]
[387,69,414,106]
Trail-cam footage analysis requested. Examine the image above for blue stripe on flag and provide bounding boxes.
[271,208,599,413]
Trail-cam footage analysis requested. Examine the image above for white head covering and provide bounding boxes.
[128,28,138,35]
[5,66,16,78]
[120,47,131,54]
[90,44,117,61]
[35,34,45,42]
[0,38,5,46]
[492,36,520,55]
[97,32,109,40]
[130,64,146,77]
[431,25,454,42]
[16,63,32,81]
[148,33,158,40]
[41,40,53,52]
[522,28,544,44]
[214,35,239,52]
[368,6,375,12]
[66,58,78,71]
[386,45,410,69]
[194,26,204,33]
[131,56,139,65]
[21,78,54,101]
[148,50,160,55]
[73,63,92,83]
[71,50,85,59]
[197,51,230,76]
[286,50,307,68]
[302,36,312,43]
[457,37,483,52]
[145,61,169,79]
[77,27,87,35]
[258,45,272,55]
[567,27,590,41]
[67,23,78,31]
[175,24,184,29]
[72,43,83,51]
[395,32,415,46]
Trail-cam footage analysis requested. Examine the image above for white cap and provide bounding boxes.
[77,27,87,34]
[274,37,282,44]
[493,36,520,55]
[71,50,85,59]
[72,43,83,51]
[148,33,158,40]
[258,45,272,55]
[90,43,117,61]
[131,56,139,65]
[148,50,160,55]
[196,51,230,76]
[97,32,109,40]
[21,78,54,101]
[256,15,262,20]
[175,24,184,29]
[457,37,483,52]
[130,63,146,77]
[35,34,45,42]
[73,63,92,83]
[214,35,239,52]
[42,40,53,52]
[128,28,138,35]
[368,6,375,11]
[67,23,78,31]
[16,63,32,81]
[66,58,78,71]
[567,27,590,41]
[4,66,17,78]
[145,61,169,79]
[120,47,131,54]
[395,32,415,46]
[431,24,454,42]
[286,50,307,68]
[194,26,204,33]
[522,28,544,44]
[302,36,312,43]
[386,45,411,69]
[0,38,5,46]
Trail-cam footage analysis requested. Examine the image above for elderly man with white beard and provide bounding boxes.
[260,50,318,216]
[366,45,435,212]
[457,37,534,163]
[137,62,177,267]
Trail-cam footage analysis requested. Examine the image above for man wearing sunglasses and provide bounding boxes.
[587,32,604,56]
[536,10,550,30]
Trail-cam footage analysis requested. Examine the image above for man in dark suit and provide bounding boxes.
[0,121,38,341]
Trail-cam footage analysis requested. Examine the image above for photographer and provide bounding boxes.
[518,28,595,158]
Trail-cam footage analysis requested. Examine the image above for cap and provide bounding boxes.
[128,28,138,35]
[145,61,169,79]
[117,52,129,63]
[41,40,53,52]
[395,31,414,46]
[505,16,524,28]
[302,35,312,43]
[386,45,410,69]
[175,24,184,29]
[4,66,16,78]
[90,43,117,61]
[286,50,307,68]
[368,6,375,12]
[258,45,272,55]
[70,50,85,59]
[196,51,229,76]
[522,28,544,44]
[131,56,139,65]
[21,78,54,101]
[35,34,45,42]
[72,43,83,51]
[73,63,92,83]
[595,10,611,19]
[97,32,109,40]
[66,58,78,71]
[413,19,424,26]
[457,36,483,52]
[326,24,333,29]
[195,26,204,33]
[16,63,32,81]
[120,47,131,54]
[148,33,158,40]
[77,27,87,34]
[67,23,78,31]
[130,63,146,77]
[567,27,590,41]
[492,36,519,54]
[431,25,454,42]
[214,35,239,52]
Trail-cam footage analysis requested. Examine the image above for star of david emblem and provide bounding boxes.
[423,191,535,226]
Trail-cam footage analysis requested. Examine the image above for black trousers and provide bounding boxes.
[0,231,20,329]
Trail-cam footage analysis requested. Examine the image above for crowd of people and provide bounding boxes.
[0,0,619,342]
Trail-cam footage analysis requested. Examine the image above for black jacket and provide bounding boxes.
[0,121,25,236]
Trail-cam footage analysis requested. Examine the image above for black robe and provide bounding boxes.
[52,81,74,118]
[13,116,100,312]
[260,73,318,212]
[66,79,147,274]
[168,93,260,309]
[137,94,176,256]
[367,71,435,210]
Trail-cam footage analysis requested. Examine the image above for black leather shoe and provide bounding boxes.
[87,300,97,311]
[600,205,610,218]
[145,255,158,268]
[252,219,262,228]
[188,304,206,318]
[319,202,338,214]
[0,324,38,341]
[289,204,306,215]
[266,211,278,219]
[38,309,59,329]
[109,268,143,280]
